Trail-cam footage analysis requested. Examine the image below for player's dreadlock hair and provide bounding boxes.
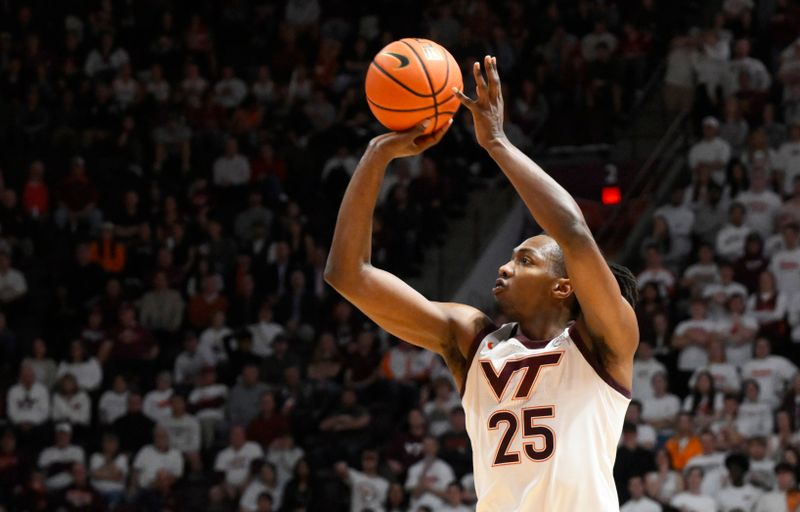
[544,239,638,317]
[608,261,639,308]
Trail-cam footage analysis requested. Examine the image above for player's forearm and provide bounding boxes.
[486,138,590,244]
[325,145,390,283]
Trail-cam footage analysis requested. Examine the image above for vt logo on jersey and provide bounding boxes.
[480,352,563,402]
[479,352,564,466]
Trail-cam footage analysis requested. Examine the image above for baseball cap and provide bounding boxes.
[55,422,72,434]
[702,116,719,128]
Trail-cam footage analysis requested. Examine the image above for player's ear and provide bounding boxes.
[551,277,573,301]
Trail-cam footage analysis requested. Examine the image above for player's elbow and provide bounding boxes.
[323,262,362,291]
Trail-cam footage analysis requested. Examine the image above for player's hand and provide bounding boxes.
[453,55,506,149]
[369,119,452,160]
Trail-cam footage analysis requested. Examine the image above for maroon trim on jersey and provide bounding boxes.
[459,322,499,397]
[568,324,632,399]
[511,324,553,349]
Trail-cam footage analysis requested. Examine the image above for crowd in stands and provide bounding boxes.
[626,1,800,511]
[0,0,778,511]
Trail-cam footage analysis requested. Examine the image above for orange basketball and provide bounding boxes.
[365,38,462,135]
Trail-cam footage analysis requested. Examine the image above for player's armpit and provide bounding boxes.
[326,265,490,358]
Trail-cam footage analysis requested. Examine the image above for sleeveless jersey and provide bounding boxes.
[461,322,631,511]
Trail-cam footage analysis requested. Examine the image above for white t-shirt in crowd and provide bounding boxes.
[620,496,662,512]
[776,141,800,194]
[239,478,283,511]
[7,382,50,425]
[347,468,390,512]
[133,445,183,488]
[741,355,798,408]
[57,358,103,391]
[769,247,800,296]
[685,452,726,476]
[689,363,741,393]
[405,457,455,511]
[214,441,265,487]
[716,483,762,512]
[674,319,717,371]
[689,138,732,184]
[736,401,774,437]
[188,384,228,420]
[715,224,752,261]
[641,393,681,425]
[670,491,717,512]
[735,189,782,237]
[89,452,129,494]
[143,388,173,423]
[52,391,91,425]
[632,358,667,401]
[98,390,129,425]
[39,444,85,490]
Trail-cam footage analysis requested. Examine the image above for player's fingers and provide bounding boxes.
[416,119,452,150]
[486,55,500,97]
[451,88,476,110]
[473,60,487,97]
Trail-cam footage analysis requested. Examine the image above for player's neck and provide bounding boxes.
[515,308,571,342]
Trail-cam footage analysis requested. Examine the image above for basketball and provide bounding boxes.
[365,38,462,135]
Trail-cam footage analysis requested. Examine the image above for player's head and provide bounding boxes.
[494,234,637,322]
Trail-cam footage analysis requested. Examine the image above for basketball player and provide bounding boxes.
[325,55,639,511]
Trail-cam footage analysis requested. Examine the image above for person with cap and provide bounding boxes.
[715,452,762,512]
[37,423,85,491]
[735,169,782,239]
[689,116,733,186]
[753,462,798,512]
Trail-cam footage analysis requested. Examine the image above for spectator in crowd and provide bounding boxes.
[88,433,128,508]
[138,271,185,335]
[615,422,657,503]
[405,436,455,511]
[665,413,703,471]
[641,372,681,433]
[57,462,105,511]
[669,466,716,512]
[620,475,661,512]
[112,392,154,455]
[246,391,289,451]
[334,448,390,512]
[715,452,762,511]
[689,116,733,186]
[741,337,798,408]
[173,333,206,387]
[227,363,269,427]
[38,423,85,491]
[716,202,752,261]
[214,425,264,498]
[188,365,228,449]
[239,461,282,512]
[7,362,49,437]
[51,373,91,433]
[159,394,201,461]
[143,371,174,423]
[132,426,183,493]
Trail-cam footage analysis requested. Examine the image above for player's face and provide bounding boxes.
[494,236,567,320]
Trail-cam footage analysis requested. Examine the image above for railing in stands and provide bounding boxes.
[597,109,690,261]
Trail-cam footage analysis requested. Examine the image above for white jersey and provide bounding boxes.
[462,323,630,511]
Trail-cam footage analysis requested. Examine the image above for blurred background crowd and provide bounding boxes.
[0,0,798,511]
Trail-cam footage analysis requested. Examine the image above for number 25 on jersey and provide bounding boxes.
[480,352,563,466]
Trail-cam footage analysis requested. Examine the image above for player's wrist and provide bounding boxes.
[482,133,510,153]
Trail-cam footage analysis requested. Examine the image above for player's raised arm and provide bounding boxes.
[454,56,638,365]
[324,122,490,376]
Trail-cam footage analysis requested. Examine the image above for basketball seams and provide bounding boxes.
[399,39,439,132]
[368,93,455,113]
[369,61,431,98]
